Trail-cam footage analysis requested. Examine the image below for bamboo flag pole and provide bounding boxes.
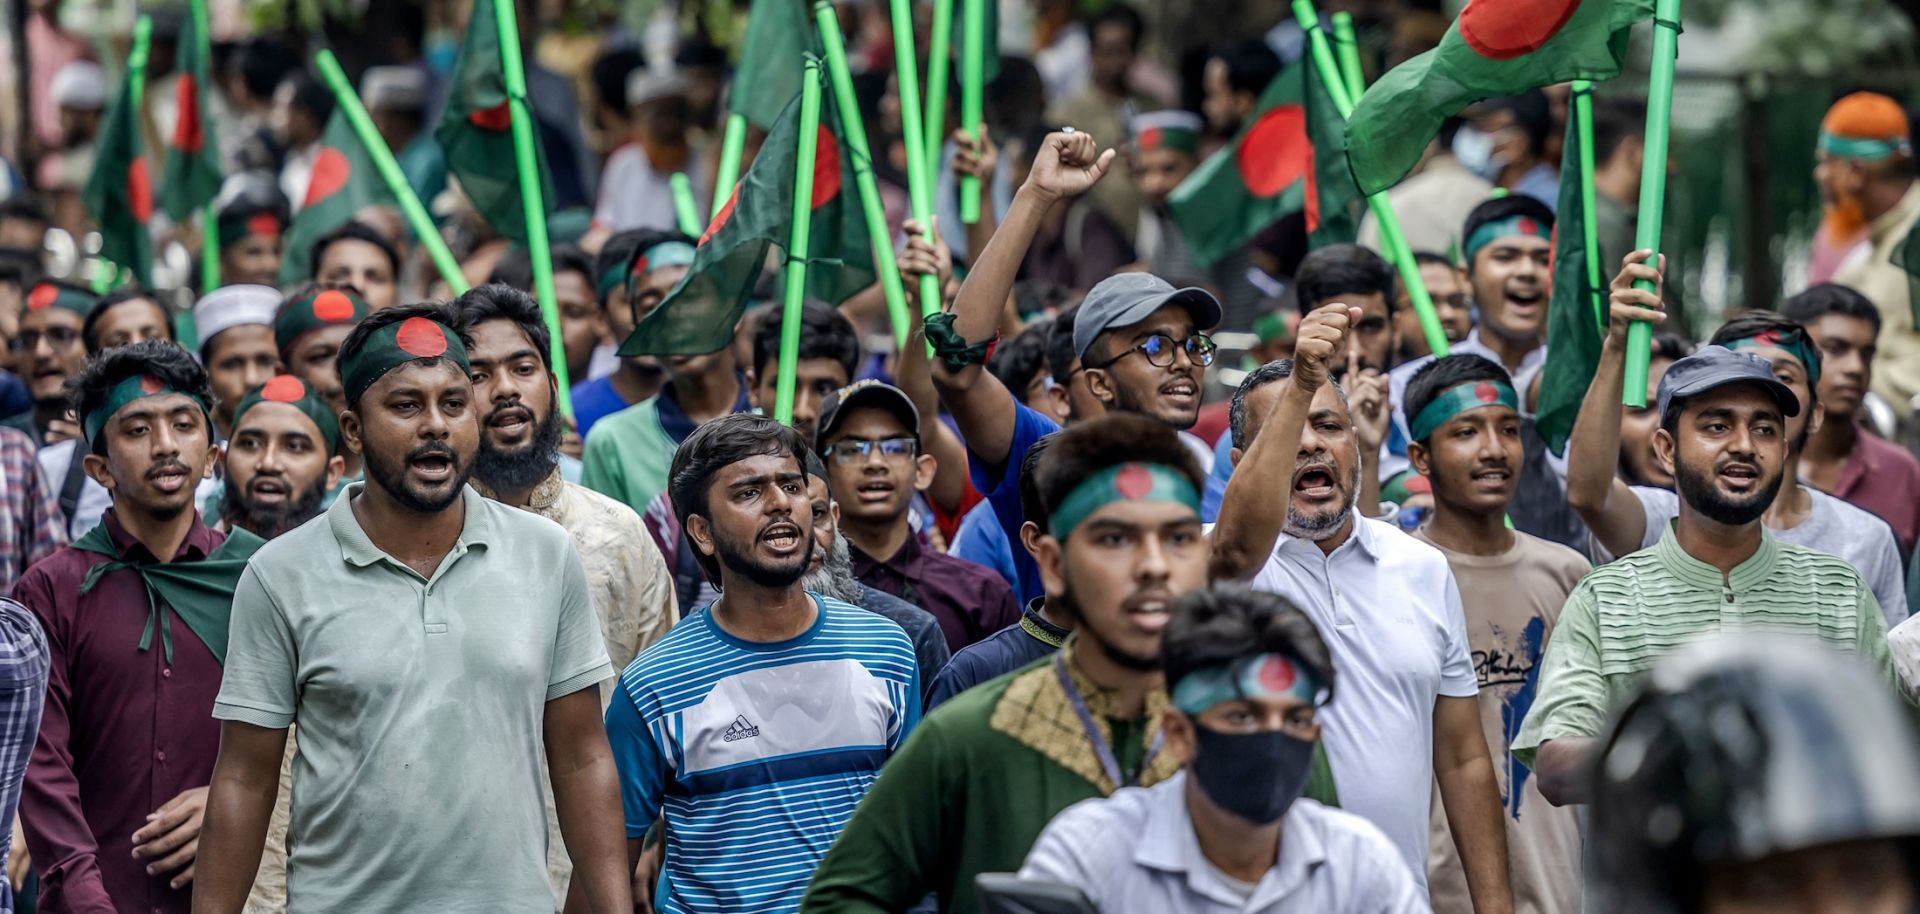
[670,172,703,236]
[1331,12,1365,102]
[1291,0,1448,357]
[1572,80,1606,336]
[775,60,824,425]
[1623,0,1681,407]
[925,0,954,171]
[815,1,914,347]
[958,0,985,224]
[887,0,942,318]
[713,114,747,220]
[489,0,572,418]
[313,51,469,297]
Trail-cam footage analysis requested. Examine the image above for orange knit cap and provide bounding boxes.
[1819,92,1912,160]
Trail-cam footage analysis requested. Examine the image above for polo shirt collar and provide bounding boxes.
[1275,515,1380,563]
[1132,772,1327,906]
[328,482,495,568]
[1653,519,1778,592]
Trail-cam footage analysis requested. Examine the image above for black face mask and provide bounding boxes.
[1189,722,1316,825]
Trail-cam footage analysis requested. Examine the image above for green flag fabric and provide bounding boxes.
[1167,57,1359,269]
[279,109,395,285]
[1534,107,1606,454]
[1346,0,1654,195]
[730,0,816,129]
[159,2,221,219]
[82,61,153,286]
[622,90,873,357]
[1886,221,1920,329]
[435,0,555,242]
[72,522,266,664]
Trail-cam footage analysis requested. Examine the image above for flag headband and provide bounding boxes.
[231,375,341,456]
[1462,215,1552,264]
[1724,330,1821,388]
[275,288,370,356]
[618,241,698,301]
[27,282,93,317]
[82,373,212,444]
[218,210,283,246]
[1049,462,1200,540]
[1817,131,1911,162]
[336,316,470,406]
[1172,652,1326,715]
[1408,380,1518,442]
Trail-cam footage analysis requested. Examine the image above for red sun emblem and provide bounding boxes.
[1236,104,1312,199]
[810,126,843,209]
[312,290,356,322]
[1139,127,1163,151]
[1256,655,1298,692]
[1754,329,1781,346]
[1474,382,1500,403]
[247,212,281,239]
[1114,464,1154,499]
[138,374,165,395]
[1459,0,1583,60]
[304,148,350,207]
[468,102,512,132]
[395,318,450,358]
[26,283,55,311]
[702,185,740,246]
[262,375,307,402]
[127,159,153,223]
[171,75,204,154]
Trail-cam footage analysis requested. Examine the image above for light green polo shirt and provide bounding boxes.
[216,483,613,913]
[1514,525,1891,767]
[579,397,677,516]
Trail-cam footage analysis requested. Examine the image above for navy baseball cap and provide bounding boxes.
[1071,273,1223,363]
[1656,344,1801,420]
[815,379,921,453]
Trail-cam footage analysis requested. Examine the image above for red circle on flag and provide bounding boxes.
[469,102,513,132]
[171,75,204,154]
[312,290,356,322]
[127,158,153,223]
[1475,382,1500,403]
[702,186,740,246]
[1256,655,1297,692]
[1236,105,1311,199]
[138,374,164,394]
[247,212,281,239]
[1114,464,1153,499]
[262,375,307,402]
[1459,0,1582,60]
[305,148,351,207]
[1139,127,1163,151]
[811,126,843,209]
[26,283,55,311]
[395,318,449,358]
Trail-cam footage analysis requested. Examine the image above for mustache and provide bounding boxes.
[146,459,191,481]
[406,442,457,462]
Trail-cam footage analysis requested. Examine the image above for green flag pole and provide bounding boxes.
[488,0,573,418]
[925,0,954,172]
[958,0,985,224]
[775,61,824,426]
[887,0,942,318]
[713,113,747,220]
[670,172,703,236]
[1572,80,1606,337]
[192,0,219,298]
[815,1,913,347]
[1331,12,1365,101]
[313,52,469,298]
[1623,0,1680,408]
[1291,0,1447,357]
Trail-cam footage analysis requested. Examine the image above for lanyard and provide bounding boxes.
[1052,652,1162,790]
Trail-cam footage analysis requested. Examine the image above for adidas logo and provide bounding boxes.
[722,714,760,742]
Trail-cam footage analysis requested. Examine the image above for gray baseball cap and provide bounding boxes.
[1071,273,1223,363]
[1656,344,1801,420]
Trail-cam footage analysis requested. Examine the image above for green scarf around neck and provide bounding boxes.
[71,520,266,665]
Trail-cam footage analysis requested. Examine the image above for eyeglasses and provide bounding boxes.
[1091,333,1217,370]
[9,327,80,353]
[826,436,917,464]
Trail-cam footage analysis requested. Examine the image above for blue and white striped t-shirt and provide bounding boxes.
[605,593,920,914]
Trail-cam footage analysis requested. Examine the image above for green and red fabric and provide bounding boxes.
[730,0,817,129]
[623,92,874,357]
[72,520,264,665]
[1167,57,1359,268]
[26,281,95,317]
[218,208,284,247]
[434,0,556,243]
[1346,0,1655,195]
[275,287,371,356]
[159,0,221,220]
[279,109,394,285]
[1536,113,1604,454]
[80,372,213,447]
[337,315,471,405]
[81,60,153,286]
[232,374,341,454]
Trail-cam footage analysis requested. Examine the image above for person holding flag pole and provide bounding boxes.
[958,0,986,225]
[886,0,943,320]
[1620,0,1682,408]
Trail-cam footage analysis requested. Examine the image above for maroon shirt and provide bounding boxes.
[1832,427,1920,557]
[15,511,224,914]
[851,532,1020,652]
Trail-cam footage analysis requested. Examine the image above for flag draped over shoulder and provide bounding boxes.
[82,60,153,286]
[1346,0,1654,195]
[621,88,872,357]
[279,109,394,285]
[1167,57,1359,269]
[159,3,220,220]
[1535,104,1606,454]
[730,0,814,129]
[435,0,554,242]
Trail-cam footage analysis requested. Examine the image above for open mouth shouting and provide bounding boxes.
[1159,375,1198,411]
[146,460,192,496]
[247,474,291,505]
[1292,462,1339,502]
[406,444,459,486]
[486,404,533,440]
[855,477,896,505]
[759,521,805,558]
[1717,460,1763,494]
[1503,287,1546,325]
[1122,590,1174,635]
[1469,464,1513,493]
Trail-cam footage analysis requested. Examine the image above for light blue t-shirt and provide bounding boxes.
[606,594,920,914]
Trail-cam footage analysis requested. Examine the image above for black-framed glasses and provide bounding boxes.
[826,436,917,464]
[1092,332,1217,370]
[9,327,80,353]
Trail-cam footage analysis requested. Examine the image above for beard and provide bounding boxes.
[713,519,814,589]
[1675,457,1783,527]
[1822,193,1868,241]
[473,406,562,494]
[364,440,473,515]
[222,472,329,539]
[801,532,866,604]
[1284,456,1363,542]
[1056,585,1160,672]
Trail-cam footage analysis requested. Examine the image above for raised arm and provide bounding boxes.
[190,722,289,914]
[1565,251,1668,559]
[896,217,972,516]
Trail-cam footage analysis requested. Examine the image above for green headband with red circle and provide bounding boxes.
[1049,462,1200,540]
[231,374,341,455]
[275,287,370,356]
[1172,652,1326,714]
[82,373,212,444]
[1408,380,1518,443]
[1462,214,1552,265]
[336,316,469,406]
[1724,330,1821,388]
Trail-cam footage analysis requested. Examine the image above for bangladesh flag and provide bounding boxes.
[730,0,816,130]
[435,0,555,243]
[82,59,153,286]
[1346,0,1654,195]
[279,108,395,285]
[159,0,220,220]
[621,90,874,357]
[1887,221,1920,329]
[1167,57,1359,269]
[1534,102,1607,454]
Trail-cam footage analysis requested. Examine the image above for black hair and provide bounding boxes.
[589,47,646,111]
[70,339,212,456]
[751,301,860,381]
[1461,194,1555,266]
[336,302,467,410]
[676,40,730,71]
[1708,310,1821,411]
[1215,39,1282,97]
[1035,413,1205,527]
[1782,283,1883,338]
[985,56,1045,139]
[1591,96,1647,165]
[592,229,646,307]
[233,37,298,103]
[1161,585,1337,704]
[82,288,170,353]
[1652,332,1692,363]
[1402,354,1513,443]
[486,244,595,292]
[308,220,401,280]
[1046,306,1081,385]
[668,413,812,586]
[0,196,49,226]
[1295,244,1395,316]
[451,282,553,371]
[990,320,1053,395]
[618,228,697,278]
[1088,5,1145,52]
[1485,89,1551,158]
[1228,359,1350,450]
[1391,250,1458,303]
[1017,434,1055,531]
[278,69,335,126]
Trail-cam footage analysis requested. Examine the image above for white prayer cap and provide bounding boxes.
[51,61,106,111]
[361,66,428,112]
[194,284,282,353]
[627,69,688,110]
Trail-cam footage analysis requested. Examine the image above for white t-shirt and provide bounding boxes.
[1249,516,1478,886]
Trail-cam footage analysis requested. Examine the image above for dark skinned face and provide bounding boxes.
[1085,303,1204,430]
[343,359,479,515]
[1408,400,1523,519]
